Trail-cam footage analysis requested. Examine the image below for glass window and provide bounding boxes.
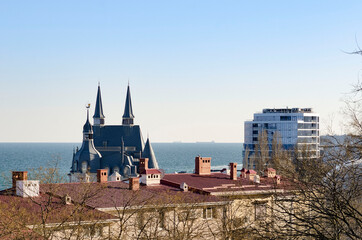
[255,203,267,220]
[81,162,87,173]
[203,208,212,219]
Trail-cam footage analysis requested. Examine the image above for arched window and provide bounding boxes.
[81,162,87,173]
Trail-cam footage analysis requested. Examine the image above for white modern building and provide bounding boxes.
[243,108,320,168]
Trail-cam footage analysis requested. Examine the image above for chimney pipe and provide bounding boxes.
[129,177,140,190]
[195,156,211,175]
[139,158,149,174]
[97,169,108,183]
[240,168,247,178]
[229,163,237,180]
[12,171,28,189]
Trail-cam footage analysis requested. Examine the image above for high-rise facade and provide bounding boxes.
[243,108,320,168]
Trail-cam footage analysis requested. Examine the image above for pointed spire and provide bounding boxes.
[122,84,135,125]
[142,137,159,169]
[73,104,102,174]
[93,84,105,125]
[83,104,93,134]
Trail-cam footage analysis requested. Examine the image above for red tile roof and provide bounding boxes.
[246,170,257,174]
[141,169,162,175]
[161,172,290,195]
[0,192,114,231]
[265,168,276,172]
[40,181,226,209]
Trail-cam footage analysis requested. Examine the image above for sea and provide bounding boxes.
[0,142,243,190]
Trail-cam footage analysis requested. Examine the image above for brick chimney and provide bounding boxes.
[195,156,211,175]
[12,171,28,189]
[240,168,247,179]
[97,169,108,183]
[229,163,237,180]
[274,175,281,184]
[139,158,149,174]
[129,177,140,191]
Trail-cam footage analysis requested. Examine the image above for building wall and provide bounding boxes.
[243,108,320,168]
[16,180,39,198]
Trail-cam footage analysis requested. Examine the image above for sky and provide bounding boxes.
[1,0,362,143]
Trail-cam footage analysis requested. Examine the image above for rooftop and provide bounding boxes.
[40,181,226,210]
[262,108,313,114]
[161,172,289,196]
[0,191,114,226]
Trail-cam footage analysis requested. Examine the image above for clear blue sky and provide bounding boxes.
[0,1,361,142]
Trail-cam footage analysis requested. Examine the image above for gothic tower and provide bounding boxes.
[93,83,105,126]
[122,84,135,125]
[71,105,102,174]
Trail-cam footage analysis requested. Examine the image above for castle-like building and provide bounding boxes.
[69,84,159,182]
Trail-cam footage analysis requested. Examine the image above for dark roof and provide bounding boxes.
[40,181,226,209]
[73,140,101,173]
[93,125,144,151]
[122,85,134,119]
[141,169,162,174]
[161,173,289,195]
[83,109,92,133]
[93,85,105,119]
[0,192,114,227]
[142,138,159,169]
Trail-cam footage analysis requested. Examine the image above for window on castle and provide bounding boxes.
[125,146,136,151]
[81,162,87,173]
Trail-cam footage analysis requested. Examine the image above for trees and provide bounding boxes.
[251,88,362,239]
[0,167,116,240]
[254,130,269,174]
